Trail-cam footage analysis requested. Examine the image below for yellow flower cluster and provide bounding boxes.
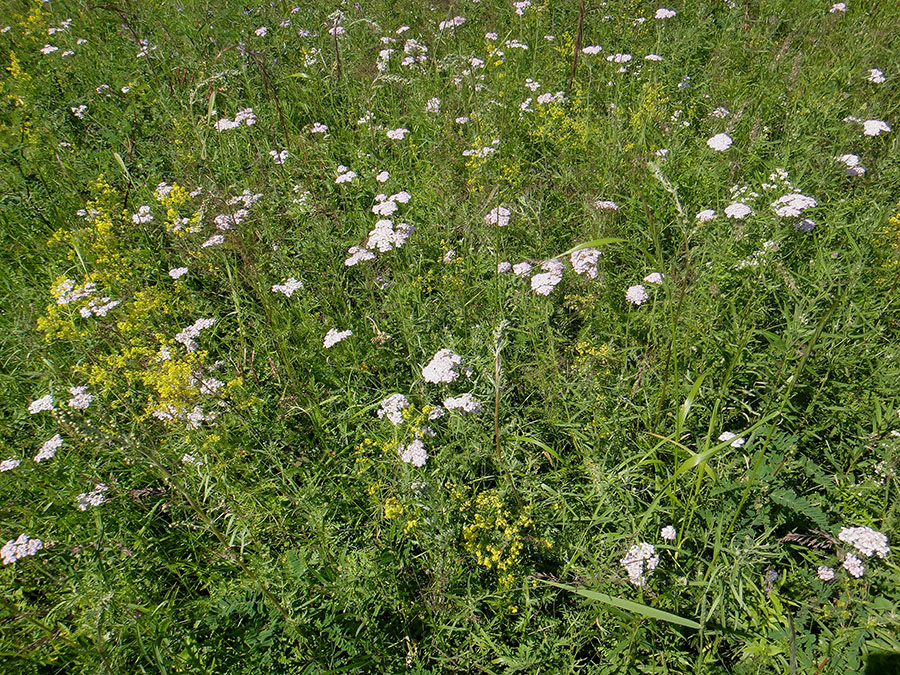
[461,489,535,576]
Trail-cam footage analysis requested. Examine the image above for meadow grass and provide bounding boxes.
[1,0,900,672]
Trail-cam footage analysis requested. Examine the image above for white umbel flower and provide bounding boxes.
[422,349,463,384]
[625,284,648,305]
[399,439,428,467]
[838,526,890,558]
[817,565,835,581]
[863,119,891,136]
[323,328,352,348]
[718,431,745,448]
[271,277,304,297]
[707,133,733,151]
[444,393,482,414]
[620,542,660,586]
[28,394,54,414]
[378,394,409,425]
[34,434,63,463]
[843,553,865,578]
[724,202,752,219]
[660,526,676,541]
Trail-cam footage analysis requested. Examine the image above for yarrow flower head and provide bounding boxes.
[271,277,304,297]
[707,133,733,151]
[67,386,92,409]
[772,193,817,218]
[843,553,865,578]
[655,8,676,19]
[1,459,21,472]
[398,439,427,467]
[422,349,463,384]
[269,149,288,164]
[1,534,43,565]
[829,2,846,13]
[174,318,215,352]
[323,328,352,348]
[838,526,890,558]
[868,68,886,84]
[378,394,409,425]
[625,284,648,306]
[485,206,511,227]
[570,248,602,279]
[28,394,54,414]
[718,431,745,448]
[444,393,482,414]
[386,127,410,140]
[34,434,63,463]
[620,542,660,586]
[131,205,153,224]
[862,119,891,136]
[169,267,189,280]
[660,526,676,541]
[724,202,753,219]
[76,483,108,510]
[594,199,619,211]
[531,259,565,295]
[817,565,835,581]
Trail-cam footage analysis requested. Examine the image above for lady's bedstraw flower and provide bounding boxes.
[28,395,54,414]
[422,349,463,383]
[625,284,648,305]
[323,328,352,348]
[34,434,63,462]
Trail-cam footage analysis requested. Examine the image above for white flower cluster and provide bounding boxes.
[594,200,619,211]
[2,534,43,565]
[386,127,410,140]
[707,133,733,151]
[838,526,890,558]
[772,193,817,218]
[660,526,676,541]
[175,318,215,352]
[323,328,352,348]
[655,8,676,19]
[724,202,753,219]
[422,349,463,384]
[53,278,95,305]
[152,404,217,429]
[378,394,410,425]
[620,542,660,586]
[837,153,866,177]
[843,553,865,578]
[625,284,648,306]
[35,434,63,462]
[169,267,189,280]
[570,248,602,279]
[132,205,154,224]
[583,45,603,55]
[76,483,108,510]
[68,385,92,409]
[399,439,428,467]
[696,209,716,222]
[531,259,565,295]
[485,206,511,227]
[718,431,745,448]
[817,565,835,581]
[438,16,466,30]
[272,277,304,297]
[215,107,257,132]
[444,393,482,414]
[862,119,890,136]
[345,193,415,266]
[335,165,357,184]
[425,97,441,113]
[269,149,288,164]
[28,394,55,414]
[1,459,21,472]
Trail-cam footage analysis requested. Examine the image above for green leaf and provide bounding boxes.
[537,579,701,629]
